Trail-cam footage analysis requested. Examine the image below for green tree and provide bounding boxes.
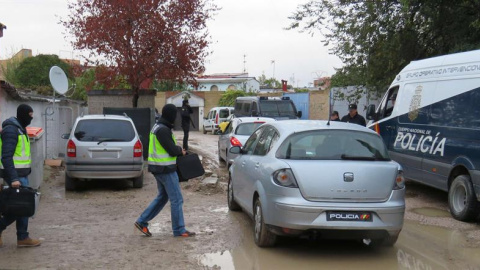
[289,0,480,101]
[13,54,72,96]
[218,90,256,107]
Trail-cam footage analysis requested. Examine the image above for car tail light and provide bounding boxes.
[273,169,298,188]
[230,137,242,147]
[134,140,143,157]
[215,113,219,124]
[374,123,380,134]
[67,139,76,158]
[254,121,265,124]
[394,170,405,190]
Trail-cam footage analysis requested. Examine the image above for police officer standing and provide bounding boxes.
[0,104,41,247]
[181,99,194,151]
[341,104,366,126]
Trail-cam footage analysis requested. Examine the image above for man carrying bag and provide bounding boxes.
[0,104,41,247]
[134,104,196,238]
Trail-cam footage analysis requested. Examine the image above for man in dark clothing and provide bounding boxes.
[181,99,194,151]
[134,104,196,237]
[341,104,366,126]
[0,104,41,247]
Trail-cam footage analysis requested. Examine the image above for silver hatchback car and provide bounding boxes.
[228,120,405,247]
[218,117,276,166]
[63,115,145,191]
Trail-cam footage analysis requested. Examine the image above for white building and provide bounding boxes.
[189,73,260,92]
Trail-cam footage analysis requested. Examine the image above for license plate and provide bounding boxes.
[326,211,373,222]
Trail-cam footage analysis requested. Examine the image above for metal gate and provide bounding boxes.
[283,93,309,119]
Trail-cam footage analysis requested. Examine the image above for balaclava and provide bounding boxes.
[17,104,34,128]
[161,104,177,124]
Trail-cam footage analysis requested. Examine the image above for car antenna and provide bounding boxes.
[327,87,332,126]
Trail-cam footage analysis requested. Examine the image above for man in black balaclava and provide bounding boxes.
[135,104,196,238]
[0,104,41,247]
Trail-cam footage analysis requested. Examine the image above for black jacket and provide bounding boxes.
[181,105,193,127]
[0,117,31,184]
[341,113,367,126]
[148,118,183,174]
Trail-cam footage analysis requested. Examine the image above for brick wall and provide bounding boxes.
[204,91,224,112]
[87,89,156,114]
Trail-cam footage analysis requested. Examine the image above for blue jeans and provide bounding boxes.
[0,177,30,240]
[137,172,187,236]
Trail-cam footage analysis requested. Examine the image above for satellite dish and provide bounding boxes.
[49,66,68,95]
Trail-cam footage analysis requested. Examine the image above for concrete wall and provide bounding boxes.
[203,91,224,113]
[309,91,330,120]
[87,89,156,115]
[1,84,87,188]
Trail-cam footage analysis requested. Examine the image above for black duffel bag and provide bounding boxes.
[176,153,205,182]
[0,187,37,217]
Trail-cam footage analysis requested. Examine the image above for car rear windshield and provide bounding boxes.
[74,119,135,142]
[219,109,230,118]
[276,130,390,161]
[235,122,265,136]
[259,101,296,118]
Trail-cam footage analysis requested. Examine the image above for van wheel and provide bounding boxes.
[253,198,277,247]
[203,127,207,134]
[227,174,241,211]
[133,172,144,188]
[65,172,77,191]
[448,175,480,221]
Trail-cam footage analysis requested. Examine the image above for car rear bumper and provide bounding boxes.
[264,189,405,238]
[66,163,144,179]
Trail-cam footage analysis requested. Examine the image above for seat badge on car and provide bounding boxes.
[344,172,354,182]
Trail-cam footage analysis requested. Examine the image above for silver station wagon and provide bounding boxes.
[63,115,145,191]
[228,120,405,247]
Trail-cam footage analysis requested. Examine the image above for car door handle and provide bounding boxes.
[386,126,396,131]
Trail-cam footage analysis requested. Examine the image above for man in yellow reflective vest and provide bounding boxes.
[0,104,41,247]
[135,104,196,237]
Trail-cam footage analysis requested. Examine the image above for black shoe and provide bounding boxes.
[135,222,152,237]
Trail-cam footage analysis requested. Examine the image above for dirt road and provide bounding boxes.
[0,131,479,269]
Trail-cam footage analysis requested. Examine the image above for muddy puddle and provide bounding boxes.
[198,218,480,270]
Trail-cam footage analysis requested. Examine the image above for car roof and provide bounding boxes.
[76,114,133,121]
[267,120,378,135]
[210,106,233,110]
[233,117,276,124]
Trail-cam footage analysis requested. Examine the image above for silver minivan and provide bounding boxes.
[63,115,144,191]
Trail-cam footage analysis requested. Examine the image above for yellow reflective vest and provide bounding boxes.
[148,124,177,166]
[0,132,32,172]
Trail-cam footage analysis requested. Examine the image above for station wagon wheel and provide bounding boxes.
[253,198,277,247]
[448,175,480,221]
[227,174,240,211]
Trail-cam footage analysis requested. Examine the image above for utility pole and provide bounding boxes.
[271,60,275,79]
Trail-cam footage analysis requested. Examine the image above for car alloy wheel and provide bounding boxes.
[253,198,276,247]
[227,175,240,211]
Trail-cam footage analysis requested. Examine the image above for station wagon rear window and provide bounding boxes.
[74,119,135,142]
[276,130,390,160]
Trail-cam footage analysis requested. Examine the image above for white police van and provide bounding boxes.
[366,49,480,222]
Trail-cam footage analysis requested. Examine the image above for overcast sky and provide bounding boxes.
[0,0,342,87]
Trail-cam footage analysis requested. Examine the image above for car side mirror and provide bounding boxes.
[61,134,70,139]
[229,146,242,155]
[297,111,303,118]
[366,104,376,120]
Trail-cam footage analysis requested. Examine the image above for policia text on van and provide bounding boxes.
[366,49,480,222]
